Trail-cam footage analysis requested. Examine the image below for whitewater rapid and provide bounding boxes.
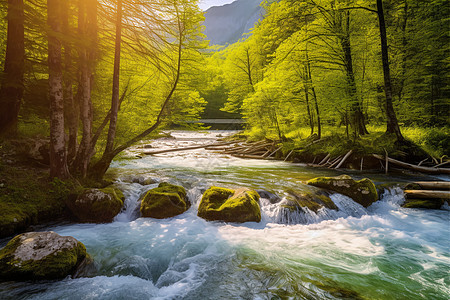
[0,131,448,300]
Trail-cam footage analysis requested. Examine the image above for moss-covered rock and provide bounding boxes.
[0,231,89,280]
[307,175,378,207]
[198,187,261,223]
[402,199,448,209]
[282,185,337,213]
[140,182,190,219]
[66,187,124,223]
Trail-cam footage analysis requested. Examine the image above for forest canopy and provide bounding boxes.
[0,0,448,180]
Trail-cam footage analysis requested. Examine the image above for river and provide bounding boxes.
[0,131,449,299]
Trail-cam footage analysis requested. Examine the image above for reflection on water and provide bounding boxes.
[0,131,449,300]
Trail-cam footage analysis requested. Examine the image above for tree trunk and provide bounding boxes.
[377,0,404,140]
[89,2,185,180]
[306,52,321,139]
[339,11,368,137]
[62,0,78,164]
[48,0,69,179]
[105,0,123,154]
[303,69,314,136]
[72,0,96,177]
[0,0,24,137]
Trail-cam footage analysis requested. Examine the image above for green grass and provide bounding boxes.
[0,142,81,238]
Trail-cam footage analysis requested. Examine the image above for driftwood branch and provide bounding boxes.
[335,150,353,169]
[413,181,450,190]
[318,153,330,165]
[434,161,450,168]
[328,155,343,168]
[284,150,294,162]
[372,154,450,174]
[404,190,450,199]
[142,142,236,155]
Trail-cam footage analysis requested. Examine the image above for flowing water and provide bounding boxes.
[1,131,449,299]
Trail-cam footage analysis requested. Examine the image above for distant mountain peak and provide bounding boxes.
[203,0,264,46]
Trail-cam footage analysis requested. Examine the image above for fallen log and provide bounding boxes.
[328,155,343,168]
[413,182,450,190]
[434,161,450,168]
[284,150,294,162]
[232,154,277,160]
[205,146,234,151]
[241,143,273,154]
[372,154,450,175]
[404,190,450,199]
[143,141,236,155]
[318,153,331,166]
[335,150,353,169]
[267,146,282,159]
[417,158,428,167]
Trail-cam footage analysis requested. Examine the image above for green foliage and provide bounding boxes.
[0,161,67,237]
[202,0,448,156]
[423,128,450,157]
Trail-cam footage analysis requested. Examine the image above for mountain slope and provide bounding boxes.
[203,0,263,46]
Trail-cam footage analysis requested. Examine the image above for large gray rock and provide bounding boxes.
[67,187,124,223]
[0,232,89,280]
[307,175,378,207]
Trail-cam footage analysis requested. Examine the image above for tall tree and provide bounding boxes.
[72,0,97,176]
[0,0,24,136]
[48,0,69,178]
[62,0,79,163]
[377,0,403,140]
[105,0,123,155]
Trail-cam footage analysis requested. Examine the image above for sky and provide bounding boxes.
[198,0,236,11]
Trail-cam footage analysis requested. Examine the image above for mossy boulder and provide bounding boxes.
[66,187,125,223]
[0,231,89,280]
[140,182,190,219]
[198,187,261,223]
[402,199,448,209]
[282,185,337,213]
[307,175,378,207]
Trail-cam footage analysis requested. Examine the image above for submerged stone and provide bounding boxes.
[257,190,281,204]
[402,199,447,209]
[66,187,125,223]
[307,175,378,207]
[140,182,190,219]
[0,231,89,280]
[282,184,337,213]
[198,187,261,223]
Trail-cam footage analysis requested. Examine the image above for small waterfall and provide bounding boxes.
[115,182,159,222]
[261,193,368,225]
[114,182,205,222]
[368,187,405,213]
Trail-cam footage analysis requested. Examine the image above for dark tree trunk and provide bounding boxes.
[62,0,78,163]
[306,49,321,139]
[105,0,123,154]
[340,11,368,137]
[48,0,69,179]
[377,0,404,140]
[303,69,314,136]
[0,0,24,137]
